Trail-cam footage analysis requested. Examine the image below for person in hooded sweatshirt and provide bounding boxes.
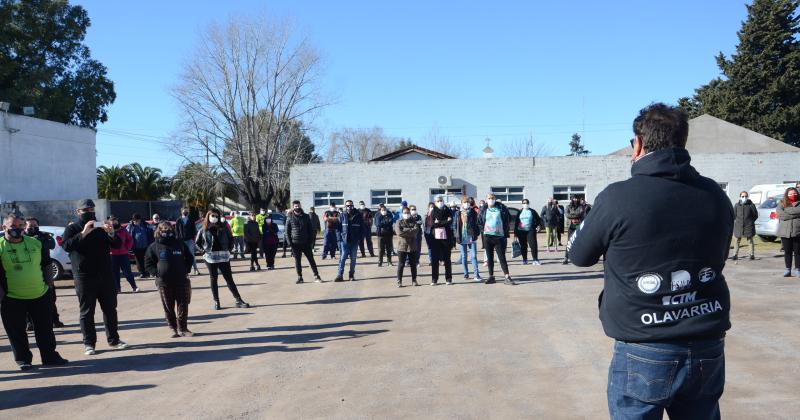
[244,215,262,271]
[568,103,732,420]
[429,196,455,285]
[145,222,195,338]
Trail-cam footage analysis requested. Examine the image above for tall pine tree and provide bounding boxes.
[680,0,800,146]
[568,133,589,156]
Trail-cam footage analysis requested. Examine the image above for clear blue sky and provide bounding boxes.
[77,0,749,174]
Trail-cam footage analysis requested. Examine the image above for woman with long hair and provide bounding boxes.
[195,209,250,309]
[777,187,800,277]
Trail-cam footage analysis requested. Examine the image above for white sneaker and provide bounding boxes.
[84,346,96,356]
[111,341,128,350]
[532,260,542,266]
[133,287,140,293]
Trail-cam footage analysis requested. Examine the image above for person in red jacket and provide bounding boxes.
[108,216,139,293]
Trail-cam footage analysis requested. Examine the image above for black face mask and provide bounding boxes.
[112,223,121,230]
[25,227,38,236]
[80,211,96,224]
[293,208,301,213]
[6,228,23,239]
[160,231,175,240]
[182,212,189,217]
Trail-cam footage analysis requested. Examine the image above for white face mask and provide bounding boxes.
[462,203,469,209]
[522,204,529,209]
[209,216,219,224]
[260,210,266,215]
[410,210,417,216]
[487,199,496,207]
[380,211,386,215]
[359,205,365,210]
[435,202,444,209]
[402,213,410,220]
[329,207,335,212]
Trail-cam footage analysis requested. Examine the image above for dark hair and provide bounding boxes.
[521,198,529,204]
[633,103,689,153]
[25,217,39,224]
[782,188,799,208]
[132,213,142,220]
[345,200,353,205]
[291,200,301,206]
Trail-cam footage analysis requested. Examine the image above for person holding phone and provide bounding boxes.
[62,199,128,356]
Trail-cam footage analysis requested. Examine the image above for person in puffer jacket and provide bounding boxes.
[145,222,195,338]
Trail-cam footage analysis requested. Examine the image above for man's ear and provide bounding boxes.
[632,136,645,162]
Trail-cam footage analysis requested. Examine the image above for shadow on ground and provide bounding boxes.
[0,384,156,410]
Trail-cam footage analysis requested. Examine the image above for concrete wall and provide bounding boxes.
[290,152,800,209]
[0,113,97,202]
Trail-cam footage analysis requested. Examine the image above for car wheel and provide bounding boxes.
[48,260,64,281]
[758,235,778,243]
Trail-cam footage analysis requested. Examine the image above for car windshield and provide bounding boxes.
[760,198,779,209]
[269,214,285,222]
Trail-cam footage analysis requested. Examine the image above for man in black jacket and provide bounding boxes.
[358,201,375,258]
[285,201,322,284]
[568,103,732,419]
[308,206,321,253]
[24,217,64,328]
[374,204,395,267]
[62,199,128,356]
[175,207,200,275]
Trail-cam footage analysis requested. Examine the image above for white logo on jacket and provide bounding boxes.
[699,267,716,283]
[636,273,662,294]
[671,270,691,292]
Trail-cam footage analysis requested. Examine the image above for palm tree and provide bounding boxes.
[127,163,170,201]
[97,165,134,200]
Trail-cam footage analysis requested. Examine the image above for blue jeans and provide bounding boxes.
[608,339,725,420]
[184,240,198,270]
[460,242,480,277]
[337,242,358,277]
[111,254,137,292]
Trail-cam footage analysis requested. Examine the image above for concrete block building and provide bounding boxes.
[290,115,800,210]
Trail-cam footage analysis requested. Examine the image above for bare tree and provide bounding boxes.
[325,127,400,162]
[171,14,326,210]
[422,124,471,158]
[502,134,551,157]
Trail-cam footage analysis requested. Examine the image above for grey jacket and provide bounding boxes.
[733,200,758,238]
[394,218,420,253]
[778,201,800,238]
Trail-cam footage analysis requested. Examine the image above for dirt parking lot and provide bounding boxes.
[1,239,798,419]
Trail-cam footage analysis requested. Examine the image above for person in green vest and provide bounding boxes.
[0,214,68,370]
[255,208,267,259]
[229,211,246,260]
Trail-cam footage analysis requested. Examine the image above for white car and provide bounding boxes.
[748,184,793,242]
[39,226,72,280]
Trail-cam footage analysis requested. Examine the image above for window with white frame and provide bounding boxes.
[314,191,344,207]
[553,185,585,201]
[491,186,524,202]
[371,189,403,206]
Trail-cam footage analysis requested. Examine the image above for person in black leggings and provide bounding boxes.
[477,193,515,285]
[778,187,800,277]
[244,216,262,271]
[195,209,249,310]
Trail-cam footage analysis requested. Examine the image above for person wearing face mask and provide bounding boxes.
[107,216,138,293]
[478,199,489,266]
[244,215,262,272]
[563,197,587,265]
[176,207,200,276]
[261,214,280,270]
[515,198,542,266]
[322,205,339,260]
[1,214,69,370]
[62,199,128,356]
[478,194,514,285]
[375,204,395,267]
[334,200,365,282]
[430,197,455,285]
[127,213,154,279]
[309,207,321,253]
[395,207,421,287]
[778,187,800,277]
[456,197,482,281]
[358,201,375,258]
[286,201,323,283]
[23,217,64,328]
[228,211,247,260]
[731,191,758,262]
[145,222,195,337]
[195,209,250,309]
[256,208,268,233]
[424,202,435,265]
[541,198,561,253]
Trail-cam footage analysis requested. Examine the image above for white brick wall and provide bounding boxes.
[290,152,799,209]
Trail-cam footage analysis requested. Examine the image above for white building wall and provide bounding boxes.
[291,152,800,210]
[0,113,96,202]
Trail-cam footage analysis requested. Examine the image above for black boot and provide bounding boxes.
[213,300,221,310]
[296,277,304,284]
[235,298,250,308]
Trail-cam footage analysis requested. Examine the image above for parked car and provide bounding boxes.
[0,226,72,281]
[755,197,780,242]
[748,183,793,206]
[269,213,286,243]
